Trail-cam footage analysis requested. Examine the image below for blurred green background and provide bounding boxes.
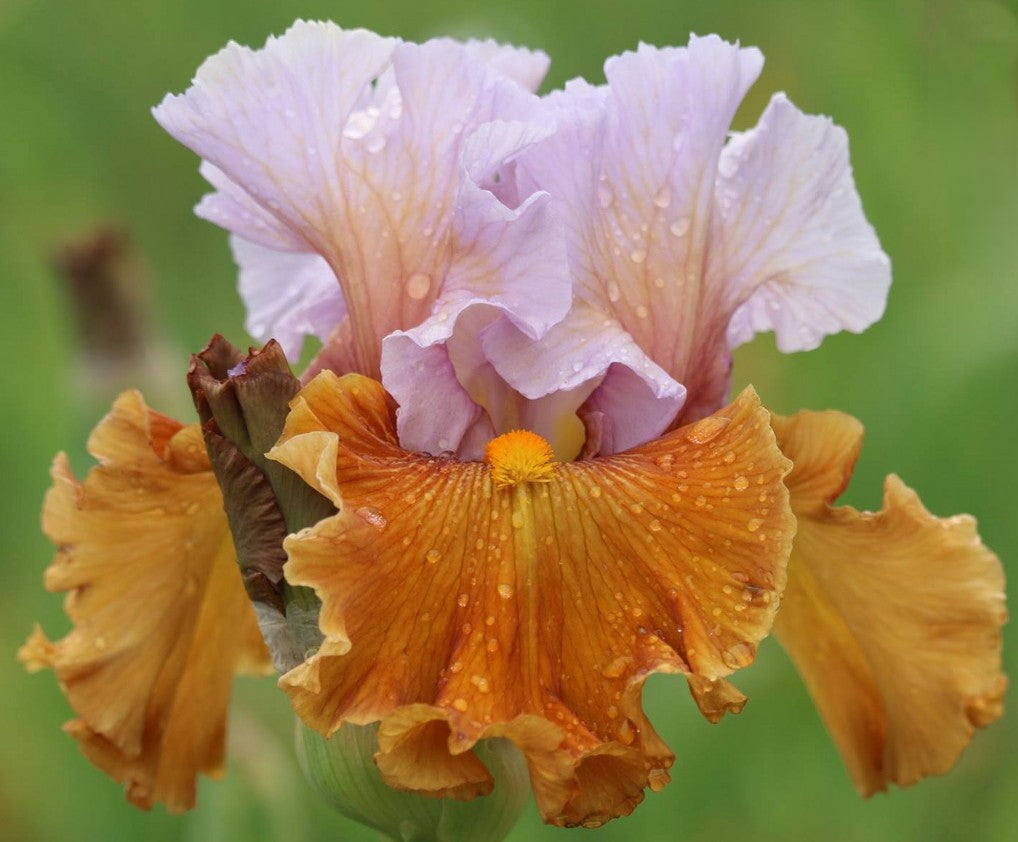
[2,0,1016,839]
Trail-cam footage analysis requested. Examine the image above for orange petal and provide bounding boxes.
[771,410,1007,795]
[19,391,271,812]
[686,676,748,723]
[269,372,794,827]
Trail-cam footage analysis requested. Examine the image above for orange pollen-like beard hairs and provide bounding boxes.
[268,371,795,827]
[485,430,557,489]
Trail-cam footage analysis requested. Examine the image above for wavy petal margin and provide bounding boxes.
[267,372,794,826]
[19,392,271,811]
[771,411,1006,794]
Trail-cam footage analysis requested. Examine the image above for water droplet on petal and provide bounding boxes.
[426,548,442,564]
[635,304,649,319]
[607,281,621,303]
[452,698,469,712]
[498,583,514,599]
[356,506,387,530]
[653,187,671,208]
[602,655,633,678]
[685,415,731,444]
[718,155,740,178]
[406,272,431,300]
[669,217,690,237]
[598,184,614,208]
[733,476,749,491]
[629,248,647,264]
[747,518,763,533]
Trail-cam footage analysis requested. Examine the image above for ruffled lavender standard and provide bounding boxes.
[153,22,889,461]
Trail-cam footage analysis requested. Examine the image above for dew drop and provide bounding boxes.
[718,154,740,178]
[425,548,442,564]
[356,506,387,530]
[184,501,200,516]
[589,485,603,499]
[685,414,731,444]
[366,134,386,154]
[655,454,674,470]
[470,675,491,694]
[733,475,749,491]
[487,638,499,653]
[597,184,614,209]
[406,272,432,300]
[669,217,690,237]
[649,519,662,532]
[452,698,469,712]
[602,655,633,678]
[629,248,647,264]
[653,187,671,208]
[511,511,525,529]
[457,593,469,608]
[747,518,763,533]
[606,705,619,719]
[607,281,621,303]
[635,304,649,319]
[498,583,515,600]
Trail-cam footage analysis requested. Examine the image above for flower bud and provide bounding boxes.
[297,722,530,842]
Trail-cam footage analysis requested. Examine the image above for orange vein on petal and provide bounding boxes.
[18,391,271,812]
[771,410,1007,795]
[267,372,795,828]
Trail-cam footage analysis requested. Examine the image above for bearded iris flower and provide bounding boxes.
[20,20,1005,834]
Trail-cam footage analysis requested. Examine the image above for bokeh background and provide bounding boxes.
[2,0,1016,839]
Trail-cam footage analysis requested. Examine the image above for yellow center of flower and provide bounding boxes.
[484,430,557,489]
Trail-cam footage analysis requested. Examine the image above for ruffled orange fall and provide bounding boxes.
[771,410,1006,794]
[18,391,271,811]
[268,372,796,827]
